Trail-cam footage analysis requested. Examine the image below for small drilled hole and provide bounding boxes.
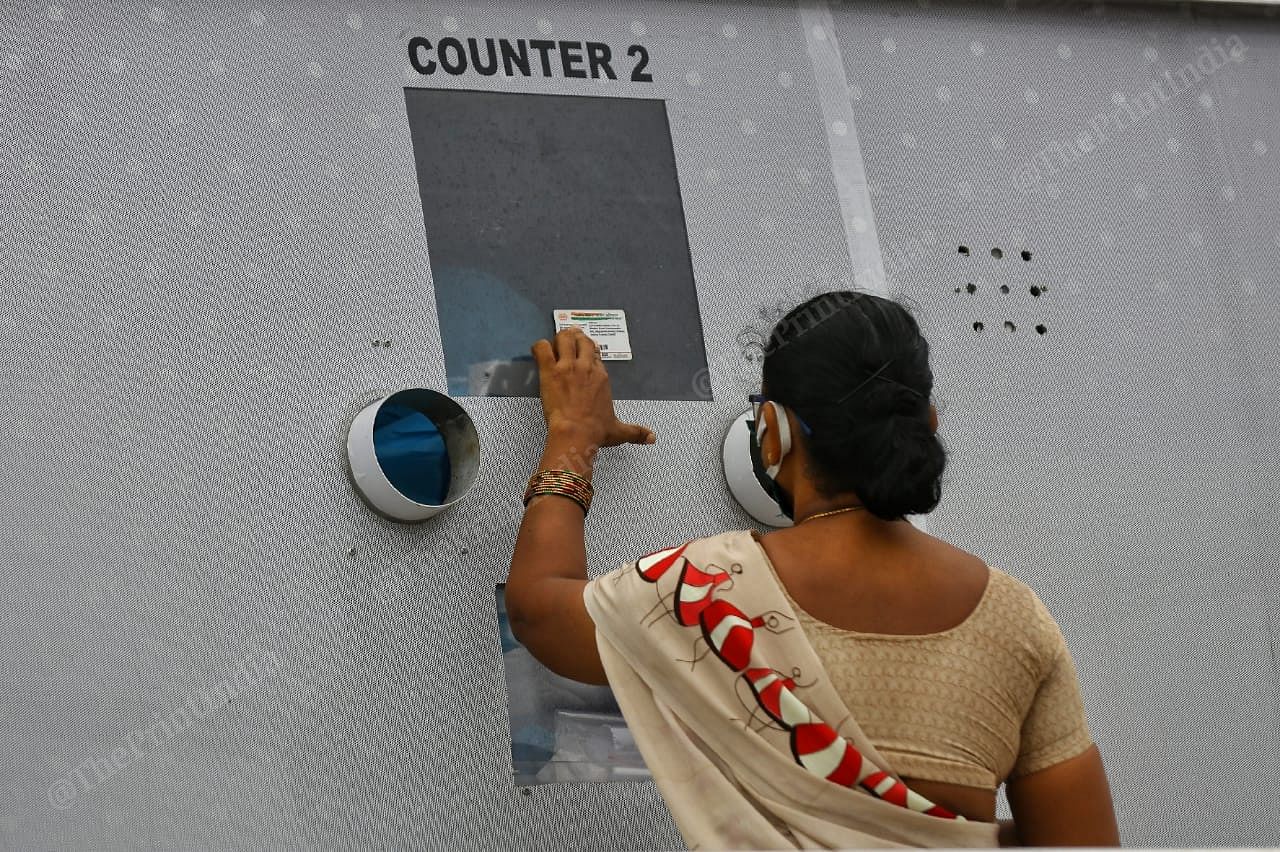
[1036,324,1048,334]
[1000,284,1010,294]
[991,247,1004,259]
[1030,286,1042,297]
[958,245,970,255]
[1021,250,1033,261]
[973,321,984,332]
[954,287,962,294]
[1004,321,1016,332]
[965,282,977,294]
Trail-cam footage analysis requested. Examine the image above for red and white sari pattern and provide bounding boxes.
[633,542,964,822]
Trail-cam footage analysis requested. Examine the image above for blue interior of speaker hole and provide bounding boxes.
[372,402,452,505]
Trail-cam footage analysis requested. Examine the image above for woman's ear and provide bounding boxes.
[760,400,780,468]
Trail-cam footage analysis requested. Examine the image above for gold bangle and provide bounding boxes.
[524,485,591,515]
[524,471,593,508]
[526,469,593,496]
[524,469,594,516]
[526,488,590,515]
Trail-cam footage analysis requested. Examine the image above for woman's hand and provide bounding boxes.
[531,327,656,447]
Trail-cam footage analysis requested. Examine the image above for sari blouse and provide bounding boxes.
[754,532,1095,790]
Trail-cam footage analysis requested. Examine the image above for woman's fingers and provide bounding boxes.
[575,329,600,367]
[530,338,555,371]
[554,327,582,362]
[615,422,657,446]
[532,330,654,447]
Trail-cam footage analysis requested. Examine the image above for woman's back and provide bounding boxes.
[508,296,1119,845]
[754,523,1093,824]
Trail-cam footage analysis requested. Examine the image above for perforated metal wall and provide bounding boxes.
[1,0,1277,848]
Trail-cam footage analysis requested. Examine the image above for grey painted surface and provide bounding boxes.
[0,0,1277,848]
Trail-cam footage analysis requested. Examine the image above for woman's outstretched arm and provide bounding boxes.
[504,327,655,685]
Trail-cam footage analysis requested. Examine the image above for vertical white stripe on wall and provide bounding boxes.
[798,2,931,535]
[799,1,888,297]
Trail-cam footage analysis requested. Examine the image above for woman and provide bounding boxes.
[506,291,1120,848]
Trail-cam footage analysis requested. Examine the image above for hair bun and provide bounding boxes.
[762,290,946,521]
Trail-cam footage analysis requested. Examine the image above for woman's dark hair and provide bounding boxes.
[761,290,945,522]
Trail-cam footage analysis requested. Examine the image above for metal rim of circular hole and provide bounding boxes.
[973,321,984,332]
[1005,321,1016,332]
[991,247,1004,259]
[958,245,970,255]
[1000,284,1010,294]
[345,388,482,522]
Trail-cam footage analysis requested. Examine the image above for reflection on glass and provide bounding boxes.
[496,585,651,785]
[434,266,545,397]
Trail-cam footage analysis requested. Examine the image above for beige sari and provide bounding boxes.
[583,529,1000,849]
